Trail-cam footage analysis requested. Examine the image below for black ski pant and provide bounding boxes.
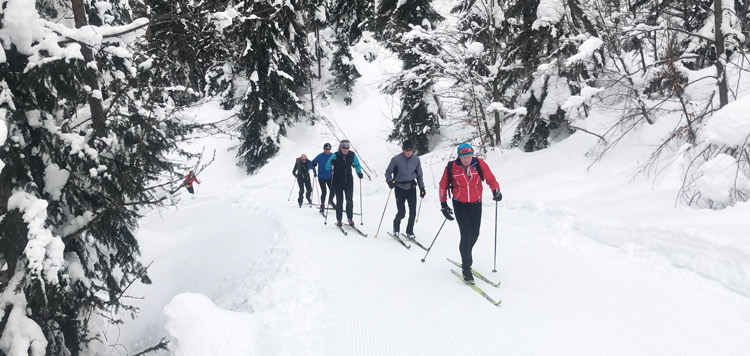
[318,177,332,206]
[333,178,354,222]
[453,200,482,272]
[186,185,195,194]
[393,187,417,234]
[297,177,312,205]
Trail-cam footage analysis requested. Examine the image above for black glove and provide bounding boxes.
[313,170,317,177]
[357,172,363,179]
[420,188,426,198]
[293,173,298,178]
[492,189,503,201]
[387,180,395,189]
[440,201,454,221]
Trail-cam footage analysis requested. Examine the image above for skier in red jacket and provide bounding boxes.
[183,170,200,194]
[438,143,502,283]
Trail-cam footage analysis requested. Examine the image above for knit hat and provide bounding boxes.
[324,143,331,149]
[457,143,474,157]
[402,140,414,150]
[339,140,351,149]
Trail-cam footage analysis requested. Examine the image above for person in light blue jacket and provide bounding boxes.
[311,143,334,213]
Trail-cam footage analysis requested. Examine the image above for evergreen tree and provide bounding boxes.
[0,1,193,353]
[142,0,230,105]
[328,0,373,104]
[228,0,313,172]
[375,0,444,154]
[329,36,362,105]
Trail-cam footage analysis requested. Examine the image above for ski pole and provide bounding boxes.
[373,188,393,238]
[359,178,363,225]
[287,178,296,201]
[415,197,423,223]
[493,200,498,273]
[421,218,448,262]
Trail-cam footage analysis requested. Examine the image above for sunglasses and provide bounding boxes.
[459,147,473,154]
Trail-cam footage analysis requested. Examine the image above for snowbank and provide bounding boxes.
[164,293,267,356]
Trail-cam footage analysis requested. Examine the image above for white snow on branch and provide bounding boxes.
[532,0,564,31]
[0,274,47,356]
[43,164,70,201]
[7,192,65,284]
[561,86,604,110]
[466,42,485,57]
[487,102,528,116]
[565,37,603,66]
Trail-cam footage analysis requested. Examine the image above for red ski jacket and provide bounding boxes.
[439,158,500,203]
[183,175,200,187]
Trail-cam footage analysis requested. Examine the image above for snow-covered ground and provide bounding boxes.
[116,39,750,356]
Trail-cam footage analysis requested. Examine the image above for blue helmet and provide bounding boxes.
[457,143,474,157]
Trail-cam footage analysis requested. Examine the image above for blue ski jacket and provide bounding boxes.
[311,152,333,180]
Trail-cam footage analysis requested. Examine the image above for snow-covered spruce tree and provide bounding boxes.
[499,0,602,152]
[449,0,511,147]
[329,36,362,105]
[306,0,328,78]
[0,1,192,353]
[227,0,312,173]
[328,0,373,103]
[374,0,443,154]
[142,0,231,106]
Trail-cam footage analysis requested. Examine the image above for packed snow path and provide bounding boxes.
[119,128,750,356]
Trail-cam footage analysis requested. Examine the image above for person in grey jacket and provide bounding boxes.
[384,140,425,238]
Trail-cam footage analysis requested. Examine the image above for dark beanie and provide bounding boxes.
[402,140,414,150]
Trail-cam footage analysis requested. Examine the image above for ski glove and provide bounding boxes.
[387,180,395,189]
[357,172,363,179]
[440,201,454,221]
[420,188,426,198]
[313,170,317,177]
[293,173,298,178]
[492,189,503,202]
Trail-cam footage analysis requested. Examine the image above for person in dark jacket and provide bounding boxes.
[293,154,313,207]
[384,140,425,238]
[438,143,502,283]
[183,170,200,194]
[311,143,334,213]
[325,140,363,226]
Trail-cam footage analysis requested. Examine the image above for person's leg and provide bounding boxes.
[405,188,417,235]
[297,179,304,205]
[318,178,328,206]
[453,201,474,279]
[304,178,312,203]
[464,202,483,268]
[345,179,354,222]
[393,187,406,233]
[186,185,194,194]
[334,182,344,223]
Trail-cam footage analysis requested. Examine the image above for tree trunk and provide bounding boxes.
[714,0,729,108]
[71,0,106,138]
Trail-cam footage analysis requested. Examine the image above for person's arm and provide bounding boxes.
[353,154,362,174]
[292,160,299,177]
[325,154,335,171]
[416,157,425,190]
[385,156,396,184]
[438,165,450,202]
